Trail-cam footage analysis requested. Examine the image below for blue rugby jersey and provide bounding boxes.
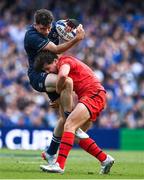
[24,22,59,75]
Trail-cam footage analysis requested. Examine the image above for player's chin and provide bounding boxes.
[43,32,49,36]
[49,70,58,74]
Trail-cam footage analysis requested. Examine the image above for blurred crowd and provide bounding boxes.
[0,0,144,129]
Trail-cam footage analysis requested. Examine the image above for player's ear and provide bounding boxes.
[54,59,57,63]
[55,59,59,66]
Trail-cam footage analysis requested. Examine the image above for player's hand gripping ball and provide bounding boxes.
[56,19,79,41]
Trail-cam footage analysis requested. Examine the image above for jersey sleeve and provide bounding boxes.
[25,32,49,53]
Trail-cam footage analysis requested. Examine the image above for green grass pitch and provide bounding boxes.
[0,149,144,179]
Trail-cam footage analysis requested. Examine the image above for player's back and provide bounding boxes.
[58,56,105,98]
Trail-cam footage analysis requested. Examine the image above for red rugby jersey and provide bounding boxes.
[57,56,105,98]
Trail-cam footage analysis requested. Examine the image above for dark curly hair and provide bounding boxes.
[34,9,54,26]
[34,51,58,72]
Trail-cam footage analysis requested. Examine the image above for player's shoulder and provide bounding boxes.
[25,25,40,39]
[25,25,34,34]
[59,55,73,60]
[59,55,77,65]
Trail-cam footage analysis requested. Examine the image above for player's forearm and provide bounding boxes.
[56,76,66,94]
[56,65,70,93]
[55,37,79,54]
[45,38,79,54]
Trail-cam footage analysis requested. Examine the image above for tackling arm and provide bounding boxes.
[43,24,85,54]
[56,64,70,94]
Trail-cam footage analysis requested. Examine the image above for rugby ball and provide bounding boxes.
[56,20,76,41]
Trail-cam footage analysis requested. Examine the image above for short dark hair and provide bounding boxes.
[34,9,54,26]
[34,51,58,72]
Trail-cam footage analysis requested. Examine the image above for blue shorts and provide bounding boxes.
[28,71,59,101]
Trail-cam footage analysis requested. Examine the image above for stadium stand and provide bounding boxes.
[0,0,144,128]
